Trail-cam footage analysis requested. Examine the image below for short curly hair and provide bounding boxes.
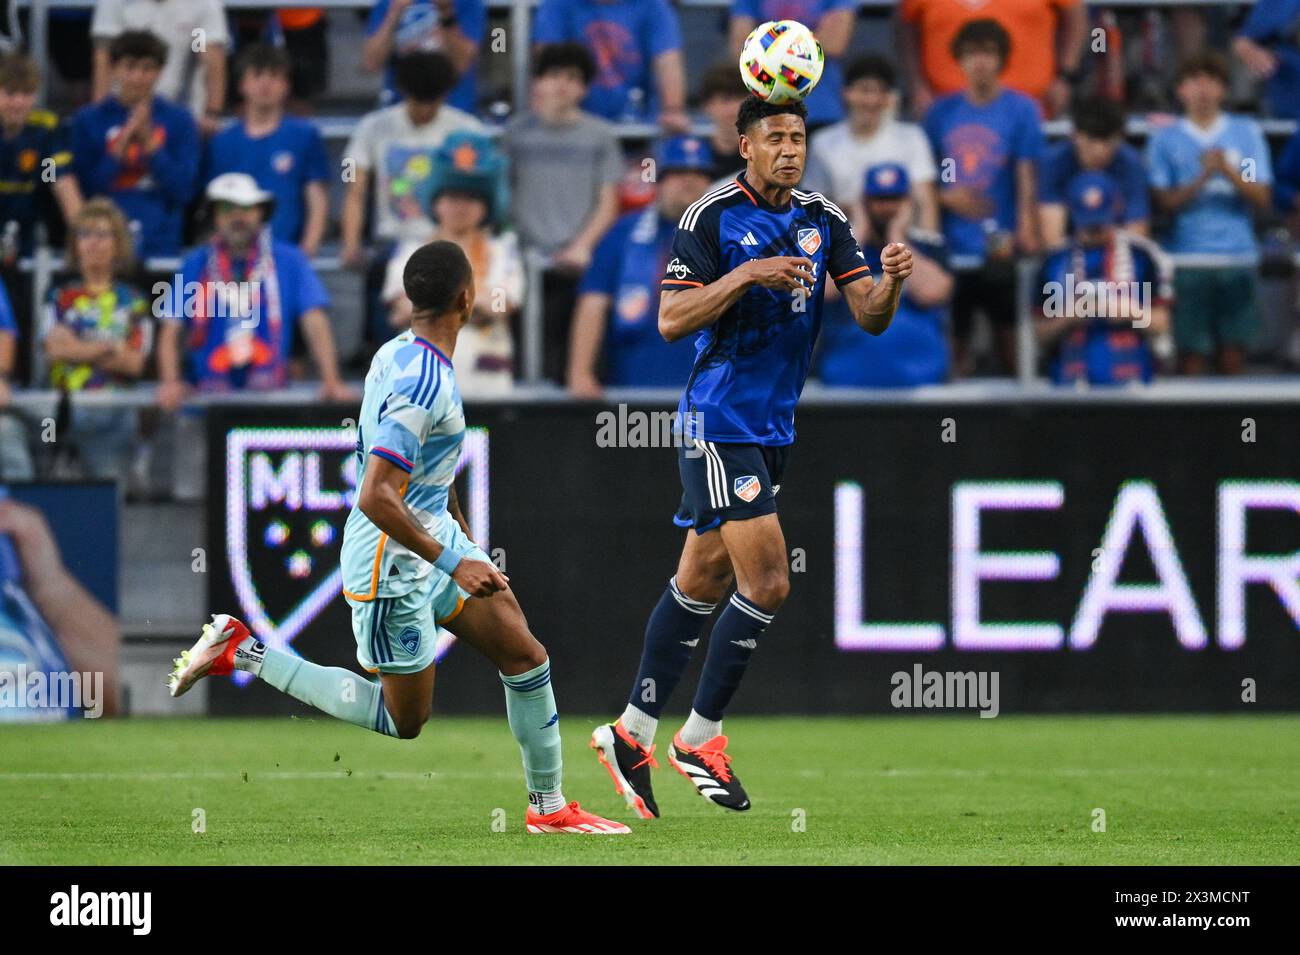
[735,95,808,137]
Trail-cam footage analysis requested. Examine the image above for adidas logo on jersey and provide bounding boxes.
[740,231,758,246]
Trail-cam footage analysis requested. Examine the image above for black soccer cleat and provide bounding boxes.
[668,733,750,812]
[590,721,660,819]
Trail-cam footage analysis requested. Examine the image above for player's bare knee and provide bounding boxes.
[501,635,547,675]
[747,568,790,610]
[393,713,427,740]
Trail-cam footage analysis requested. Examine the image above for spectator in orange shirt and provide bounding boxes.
[898,0,1087,118]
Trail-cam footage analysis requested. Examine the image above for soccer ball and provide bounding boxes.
[738,20,824,104]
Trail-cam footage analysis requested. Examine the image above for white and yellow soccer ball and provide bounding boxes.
[738,20,825,104]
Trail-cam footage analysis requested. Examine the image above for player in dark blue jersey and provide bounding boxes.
[591,96,913,817]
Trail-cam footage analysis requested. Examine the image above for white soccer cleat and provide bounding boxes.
[167,614,253,698]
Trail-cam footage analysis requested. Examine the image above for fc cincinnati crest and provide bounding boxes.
[734,475,761,503]
[797,228,821,255]
[398,627,421,655]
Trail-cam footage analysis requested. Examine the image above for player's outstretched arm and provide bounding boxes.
[358,456,508,598]
[658,256,815,342]
[842,242,913,336]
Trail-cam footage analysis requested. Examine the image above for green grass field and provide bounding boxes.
[1,714,1297,865]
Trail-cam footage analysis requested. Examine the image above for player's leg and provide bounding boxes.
[167,611,405,738]
[666,511,788,811]
[592,528,733,818]
[443,589,629,834]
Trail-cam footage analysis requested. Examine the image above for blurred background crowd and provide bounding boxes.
[0,0,1296,492]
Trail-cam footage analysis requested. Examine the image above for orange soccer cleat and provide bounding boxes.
[525,800,632,834]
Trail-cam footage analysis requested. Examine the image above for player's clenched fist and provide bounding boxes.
[452,558,510,597]
[880,242,913,280]
[742,256,815,292]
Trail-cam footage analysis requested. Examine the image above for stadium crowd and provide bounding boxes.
[0,0,1297,485]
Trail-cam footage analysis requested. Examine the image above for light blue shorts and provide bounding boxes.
[345,522,490,675]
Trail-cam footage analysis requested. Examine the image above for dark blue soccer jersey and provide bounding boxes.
[661,173,871,445]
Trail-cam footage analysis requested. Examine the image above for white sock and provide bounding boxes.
[679,709,721,748]
[529,789,567,815]
[232,635,266,676]
[619,704,658,747]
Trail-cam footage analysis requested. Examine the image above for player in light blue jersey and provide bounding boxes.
[169,241,628,835]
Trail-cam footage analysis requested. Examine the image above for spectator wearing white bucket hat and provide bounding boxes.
[155,172,354,411]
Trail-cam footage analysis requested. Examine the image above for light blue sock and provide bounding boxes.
[500,660,565,812]
[257,646,398,737]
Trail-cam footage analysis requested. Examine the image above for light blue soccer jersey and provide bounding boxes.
[342,331,466,602]
[1145,114,1273,256]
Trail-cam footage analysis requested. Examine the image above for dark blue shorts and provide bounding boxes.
[673,440,790,534]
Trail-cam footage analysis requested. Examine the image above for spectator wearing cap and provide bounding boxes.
[1233,1,1300,123]
[816,163,953,388]
[203,45,330,255]
[1040,96,1149,248]
[363,0,487,114]
[567,136,715,396]
[156,173,352,411]
[72,31,200,260]
[899,0,1087,119]
[91,0,228,131]
[340,50,485,270]
[383,132,522,397]
[805,54,939,231]
[1146,52,1271,376]
[728,1,856,131]
[695,62,748,185]
[41,198,152,481]
[532,0,689,131]
[924,19,1043,377]
[1035,172,1172,387]
[504,43,622,382]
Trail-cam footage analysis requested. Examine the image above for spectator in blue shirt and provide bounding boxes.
[1040,95,1149,247]
[363,0,486,114]
[817,163,953,388]
[156,173,353,411]
[204,45,330,255]
[0,276,33,479]
[1233,0,1300,122]
[1147,52,1272,376]
[533,0,689,130]
[1273,126,1300,218]
[566,136,715,395]
[71,31,199,260]
[728,1,856,131]
[1035,172,1172,388]
[924,18,1042,377]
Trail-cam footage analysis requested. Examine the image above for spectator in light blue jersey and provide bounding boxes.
[1146,52,1272,376]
